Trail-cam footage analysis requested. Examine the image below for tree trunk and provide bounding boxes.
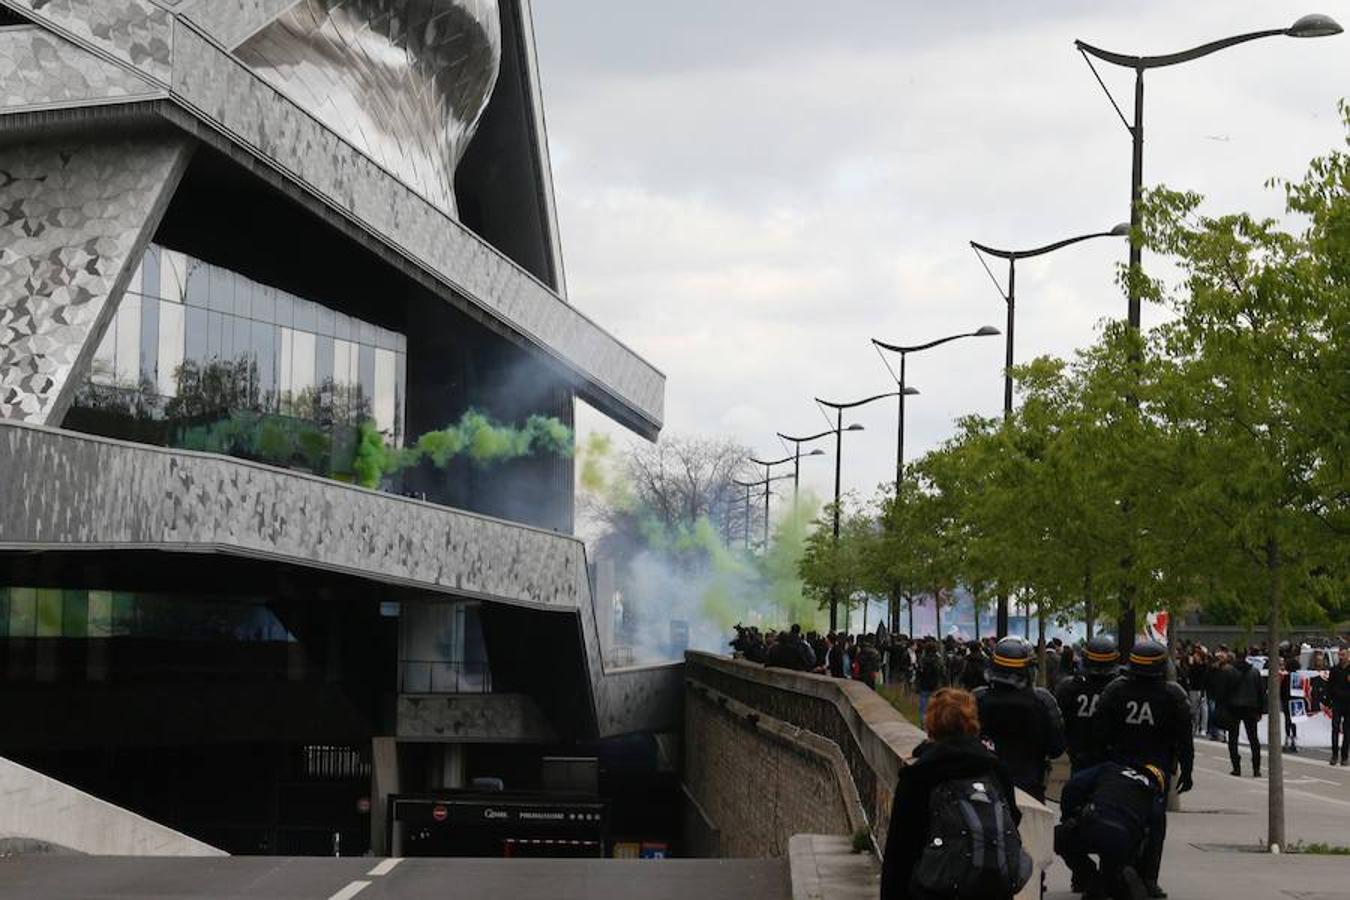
[907,596,914,637]
[1084,571,1095,639]
[934,589,942,640]
[1266,536,1284,851]
[1037,607,1048,687]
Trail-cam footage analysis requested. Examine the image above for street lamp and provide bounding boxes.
[751,448,825,525]
[969,228,1124,639]
[970,228,1126,419]
[732,473,795,553]
[814,391,908,631]
[1075,14,1341,653]
[871,326,1000,494]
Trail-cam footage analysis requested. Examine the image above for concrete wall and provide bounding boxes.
[684,653,1054,899]
[0,755,225,856]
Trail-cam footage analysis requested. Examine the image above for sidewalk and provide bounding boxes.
[1045,736,1350,899]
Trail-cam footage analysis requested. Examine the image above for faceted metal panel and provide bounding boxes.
[1,0,173,82]
[168,0,302,48]
[0,135,192,423]
[237,0,501,217]
[0,26,163,111]
[0,421,680,736]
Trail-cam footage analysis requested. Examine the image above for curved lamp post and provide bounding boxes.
[872,326,1000,494]
[1075,15,1342,660]
[749,450,824,545]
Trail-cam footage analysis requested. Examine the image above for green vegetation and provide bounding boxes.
[797,108,1350,637]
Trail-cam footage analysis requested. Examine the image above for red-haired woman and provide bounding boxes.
[880,687,1025,899]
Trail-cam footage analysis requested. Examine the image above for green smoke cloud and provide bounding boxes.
[354,409,574,488]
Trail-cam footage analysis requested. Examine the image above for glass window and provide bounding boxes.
[87,590,113,638]
[114,295,142,386]
[161,249,187,303]
[184,305,209,366]
[293,297,316,333]
[253,284,276,325]
[184,258,209,308]
[358,344,375,417]
[334,311,352,342]
[91,312,117,385]
[61,590,88,639]
[394,351,406,440]
[140,244,161,300]
[374,348,396,435]
[208,264,235,314]
[316,335,335,397]
[278,327,294,405]
[125,257,143,298]
[209,310,229,361]
[35,589,62,636]
[157,301,186,397]
[291,330,316,397]
[139,295,159,387]
[8,587,35,638]
[314,303,335,338]
[275,291,294,330]
[254,320,277,405]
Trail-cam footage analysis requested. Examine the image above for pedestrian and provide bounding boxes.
[1328,647,1350,766]
[857,634,882,690]
[915,639,944,722]
[1279,650,1299,754]
[974,636,1066,802]
[880,688,1030,900]
[960,642,988,691]
[1184,647,1209,736]
[1220,648,1266,778]
[1055,634,1121,775]
[1093,639,1195,899]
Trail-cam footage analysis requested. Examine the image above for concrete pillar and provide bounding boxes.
[429,743,466,790]
[370,737,400,856]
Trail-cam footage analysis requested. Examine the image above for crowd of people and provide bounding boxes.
[729,625,1350,899]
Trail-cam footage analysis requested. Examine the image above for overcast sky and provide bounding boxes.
[532,1,1350,511]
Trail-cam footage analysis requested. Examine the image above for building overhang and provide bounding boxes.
[0,421,679,738]
[0,3,664,438]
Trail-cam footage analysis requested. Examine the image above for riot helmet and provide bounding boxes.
[989,636,1035,687]
[1127,639,1168,679]
[1084,634,1121,676]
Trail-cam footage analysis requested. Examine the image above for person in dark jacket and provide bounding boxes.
[975,636,1067,801]
[960,643,988,691]
[881,687,1022,900]
[766,626,814,672]
[1328,647,1350,766]
[915,640,944,721]
[857,634,883,689]
[1055,761,1163,900]
[1222,648,1266,777]
[1093,640,1194,899]
[1056,634,1121,774]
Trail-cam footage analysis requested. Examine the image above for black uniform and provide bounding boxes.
[975,682,1067,801]
[1093,674,1193,887]
[1056,672,1116,774]
[1055,762,1161,900]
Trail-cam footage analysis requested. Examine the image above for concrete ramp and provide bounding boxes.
[0,757,225,857]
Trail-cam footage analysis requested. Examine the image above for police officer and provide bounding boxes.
[1055,760,1163,900]
[1093,639,1194,899]
[975,636,1067,802]
[1056,634,1122,774]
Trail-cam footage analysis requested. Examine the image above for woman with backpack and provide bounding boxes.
[880,688,1031,899]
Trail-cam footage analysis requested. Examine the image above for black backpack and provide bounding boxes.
[911,776,1032,899]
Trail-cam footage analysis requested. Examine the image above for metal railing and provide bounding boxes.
[398,659,492,694]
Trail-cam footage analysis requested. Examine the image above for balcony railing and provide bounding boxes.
[398,659,492,694]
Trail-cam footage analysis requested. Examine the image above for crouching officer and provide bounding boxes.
[1055,761,1164,900]
[1093,639,1194,899]
[975,636,1066,801]
[1056,634,1122,774]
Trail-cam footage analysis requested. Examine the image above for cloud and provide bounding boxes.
[536,0,1350,506]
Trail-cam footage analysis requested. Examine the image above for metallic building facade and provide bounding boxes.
[0,0,678,856]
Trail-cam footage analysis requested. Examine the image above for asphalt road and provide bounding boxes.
[1046,735,1350,899]
[0,856,790,900]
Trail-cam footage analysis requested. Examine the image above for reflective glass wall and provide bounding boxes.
[80,243,406,445]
